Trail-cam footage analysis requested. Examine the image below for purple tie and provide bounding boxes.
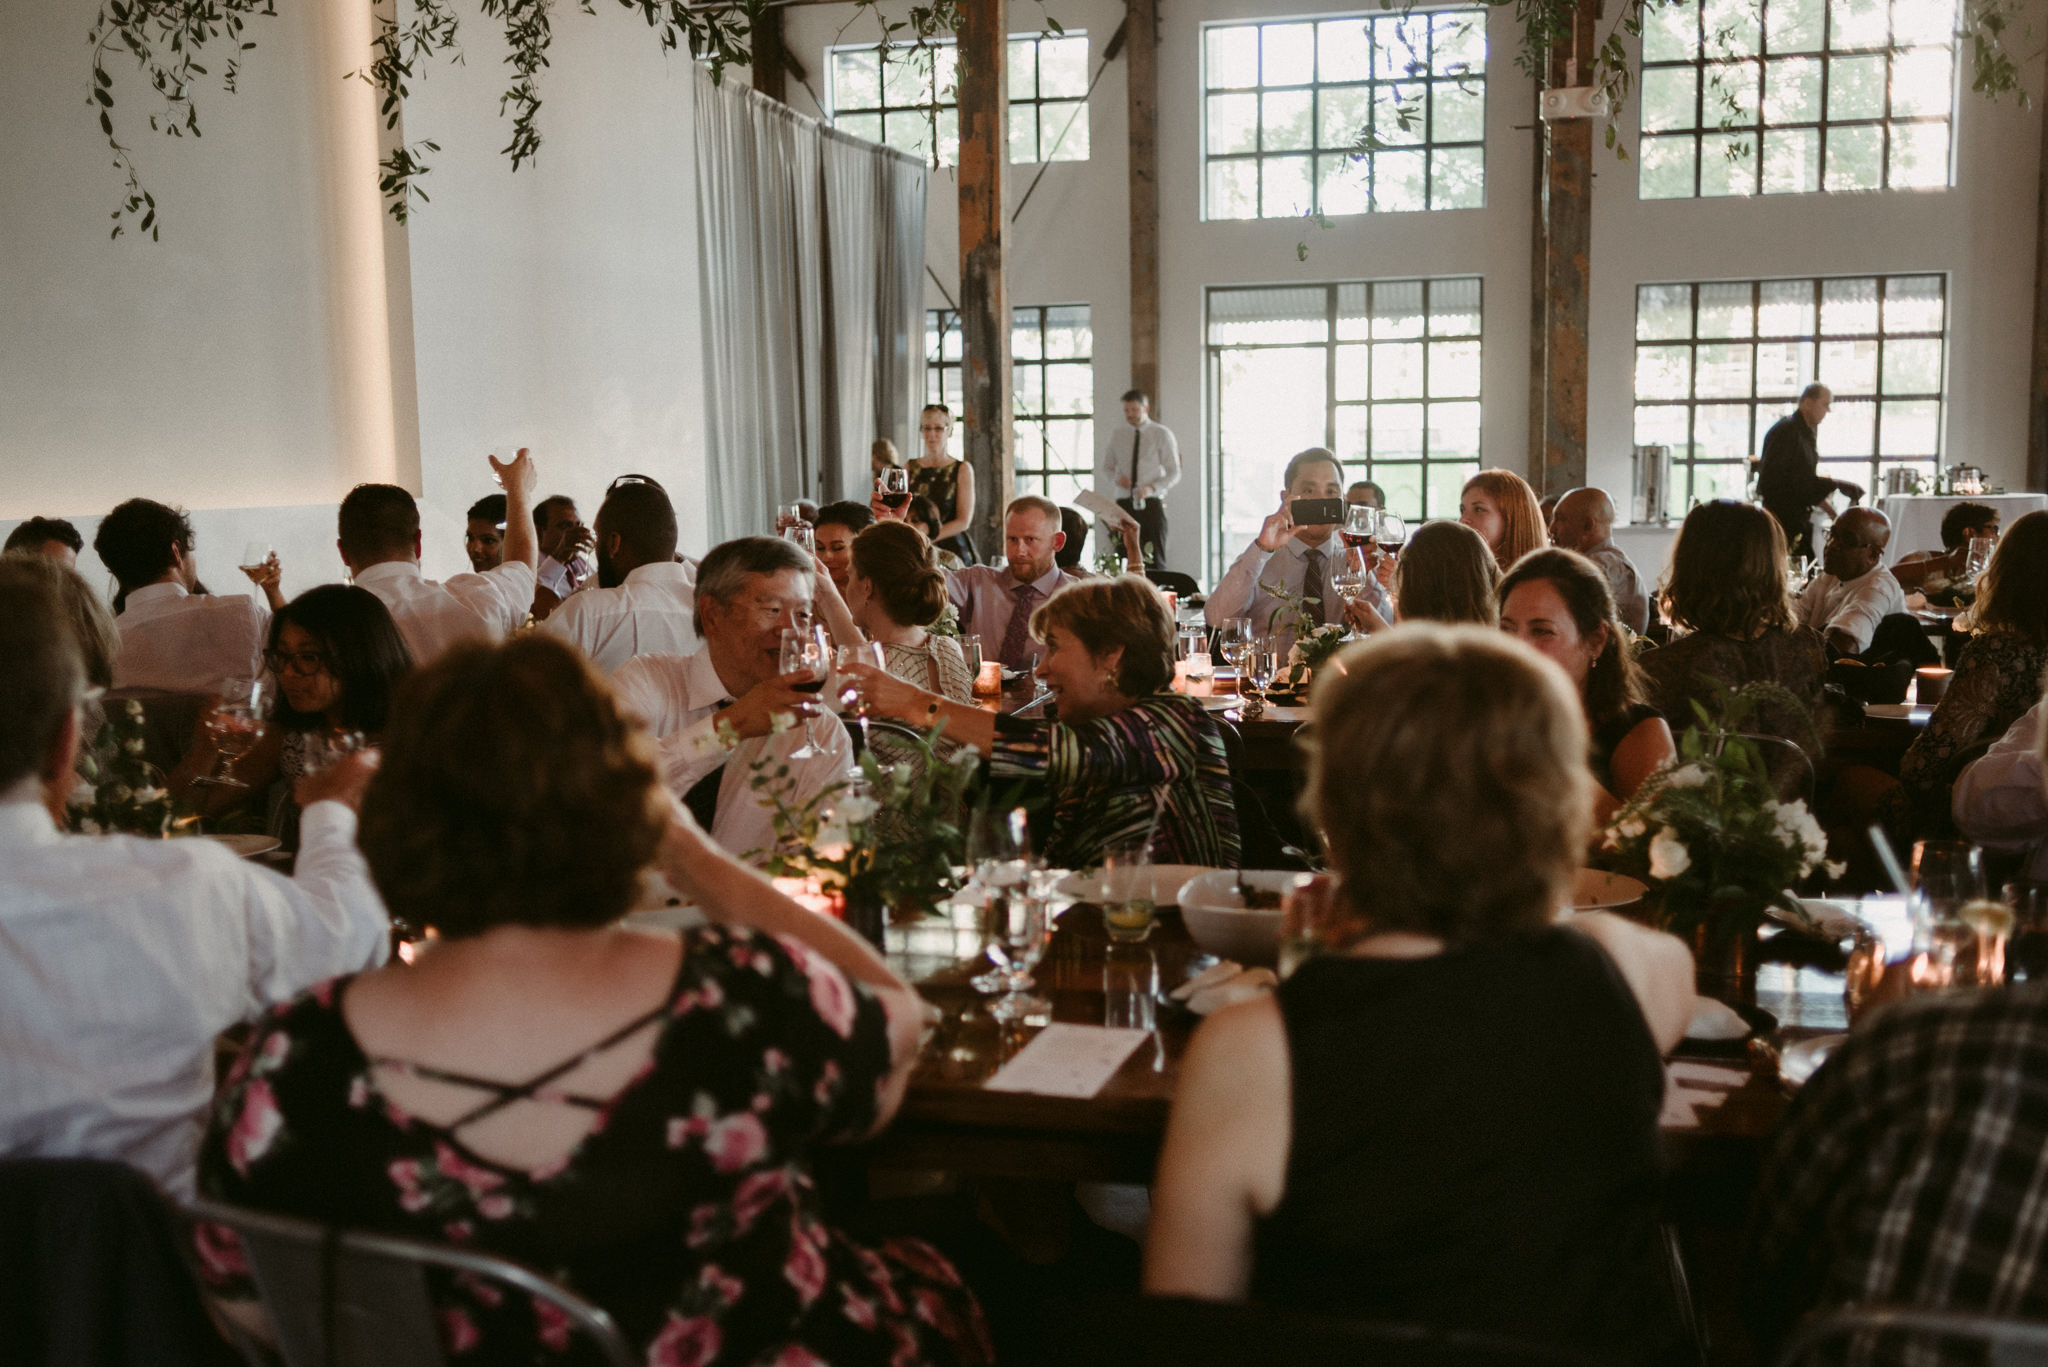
[1303,548,1332,627]
[999,583,1041,668]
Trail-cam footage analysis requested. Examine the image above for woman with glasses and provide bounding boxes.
[170,585,413,845]
[910,404,979,566]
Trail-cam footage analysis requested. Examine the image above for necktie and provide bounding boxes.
[682,698,733,832]
[999,583,1041,668]
[1303,548,1332,627]
[1128,428,1141,498]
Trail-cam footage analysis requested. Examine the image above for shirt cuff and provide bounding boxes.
[298,800,358,848]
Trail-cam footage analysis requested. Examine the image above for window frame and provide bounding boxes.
[825,32,1091,168]
[924,304,1096,507]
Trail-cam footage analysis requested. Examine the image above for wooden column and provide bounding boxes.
[2030,45,2048,490]
[1535,0,1601,496]
[1127,0,1160,411]
[751,8,787,102]
[959,0,1012,558]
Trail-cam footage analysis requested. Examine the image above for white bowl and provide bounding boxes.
[1176,870,1301,967]
[1057,864,1215,908]
[1569,868,1647,912]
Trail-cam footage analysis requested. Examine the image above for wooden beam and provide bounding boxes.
[958,0,1012,560]
[2030,39,2048,490]
[1527,84,1548,481]
[1127,0,1160,413]
[1536,0,1600,496]
[751,7,787,102]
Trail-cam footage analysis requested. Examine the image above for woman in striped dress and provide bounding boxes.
[846,574,1241,870]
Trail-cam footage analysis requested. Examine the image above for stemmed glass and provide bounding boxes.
[1340,503,1378,551]
[878,467,911,511]
[1242,639,1281,717]
[1218,616,1255,696]
[194,679,268,788]
[1909,840,1987,989]
[1965,535,1995,581]
[779,626,831,759]
[305,729,367,774]
[1374,513,1408,557]
[1330,546,1374,619]
[782,521,816,556]
[834,641,888,757]
[968,805,1036,998]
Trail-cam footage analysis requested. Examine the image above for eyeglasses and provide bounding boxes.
[607,474,666,494]
[264,648,333,676]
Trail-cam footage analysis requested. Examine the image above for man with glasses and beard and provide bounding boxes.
[542,475,701,673]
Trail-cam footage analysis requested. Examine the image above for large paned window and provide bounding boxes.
[925,306,1095,507]
[1201,10,1487,220]
[1637,0,1957,198]
[1632,275,1946,517]
[828,34,1089,167]
[1206,279,1482,578]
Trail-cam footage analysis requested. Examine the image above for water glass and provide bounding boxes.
[2005,884,2048,984]
[1103,943,1158,1030]
[1096,839,1156,942]
[961,633,983,679]
[1966,535,1995,580]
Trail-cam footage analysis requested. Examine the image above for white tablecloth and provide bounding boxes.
[1874,494,2047,564]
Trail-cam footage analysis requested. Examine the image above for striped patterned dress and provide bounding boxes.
[989,692,1242,870]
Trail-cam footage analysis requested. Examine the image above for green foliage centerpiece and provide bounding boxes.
[66,698,181,837]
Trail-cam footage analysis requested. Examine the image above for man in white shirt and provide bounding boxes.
[1954,698,2048,883]
[340,450,540,664]
[544,475,700,672]
[945,496,1084,672]
[1207,447,1390,653]
[1097,389,1180,566]
[0,575,389,1197]
[531,493,593,622]
[1549,487,1650,634]
[612,537,848,864]
[1797,507,1905,657]
[93,497,267,697]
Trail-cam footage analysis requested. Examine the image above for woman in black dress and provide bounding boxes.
[1143,626,1694,1365]
[910,403,978,565]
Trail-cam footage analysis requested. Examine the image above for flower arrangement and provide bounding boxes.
[1598,686,1840,953]
[67,698,180,836]
[1255,580,1349,692]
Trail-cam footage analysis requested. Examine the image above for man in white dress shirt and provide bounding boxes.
[94,497,268,697]
[1797,507,1905,657]
[1549,487,1650,634]
[340,450,539,664]
[543,476,700,672]
[531,494,593,621]
[1954,697,2048,883]
[0,575,389,1197]
[1097,389,1180,566]
[1206,447,1390,653]
[611,537,848,864]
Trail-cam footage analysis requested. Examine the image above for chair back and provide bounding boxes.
[1145,568,1202,597]
[182,1198,637,1367]
[102,688,211,775]
[1729,732,1817,805]
[1776,1305,2048,1367]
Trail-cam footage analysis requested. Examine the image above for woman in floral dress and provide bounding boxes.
[197,635,990,1366]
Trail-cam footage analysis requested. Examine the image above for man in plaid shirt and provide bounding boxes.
[1745,985,2048,1362]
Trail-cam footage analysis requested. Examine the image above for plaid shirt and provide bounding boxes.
[1745,985,2048,1365]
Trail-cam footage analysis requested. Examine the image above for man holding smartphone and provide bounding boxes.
[1097,389,1180,566]
[1205,447,1387,653]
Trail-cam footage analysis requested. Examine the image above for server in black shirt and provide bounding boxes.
[1757,383,1862,558]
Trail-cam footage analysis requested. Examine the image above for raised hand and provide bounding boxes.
[1253,497,1295,553]
[719,670,826,740]
[489,447,537,499]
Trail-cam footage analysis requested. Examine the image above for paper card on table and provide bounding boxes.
[1668,1060,1751,1091]
[985,1024,1150,1098]
[1658,1088,1701,1130]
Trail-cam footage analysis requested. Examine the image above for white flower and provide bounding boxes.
[767,711,795,736]
[891,762,912,788]
[107,784,132,804]
[1648,826,1692,880]
[1615,817,1647,842]
[131,786,166,805]
[813,815,850,851]
[1662,763,1712,789]
[1287,643,1309,666]
[950,747,980,771]
[1766,799,1828,874]
[835,793,880,825]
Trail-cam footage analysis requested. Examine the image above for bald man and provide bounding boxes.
[1796,507,1905,657]
[1549,488,1648,633]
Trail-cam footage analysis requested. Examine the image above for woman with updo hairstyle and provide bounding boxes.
[847,521,973,702]
[1460,468,1549,572]
[198,634,990,1365]
[848,575,1241,869]
[1499,548,1675,822]
[1341,518,1501,634]
[1144,627,1692,1363]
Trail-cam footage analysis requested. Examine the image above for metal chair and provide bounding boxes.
[182,1198,637,1367]
[1730,731,1818,806]
[1776,1305,2048,1366]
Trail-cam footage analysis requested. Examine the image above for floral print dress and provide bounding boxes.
[197,926,991,1367]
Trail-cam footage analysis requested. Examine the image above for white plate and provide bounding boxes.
[1569,868,1648,911]
[1864,703,1930,721]
[1779,1033,1848,1088]
[205,833,281,859]
[1058,864,1216,908]
[1199,696,1239,712]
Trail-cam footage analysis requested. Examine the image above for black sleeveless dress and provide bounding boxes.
[909,460,978,565]
[1250,928,1684,1365]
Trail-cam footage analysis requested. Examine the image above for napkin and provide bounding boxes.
[1170,961,1278,1015]
[985,1024,1149,1098]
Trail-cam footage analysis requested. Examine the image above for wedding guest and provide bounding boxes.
[1207,448,1389,653]
[1459,468,1548,573]
[0,555,120,825]
[1902,511,2048,825]
[812,500,874,593]
[463,494,506,573]
[1499,549,1675,822]
[1638,501,1825,747]
[850,575,1241,869]
[531,493,591,620]
[0,573,388,1198]
[871,437,899,479]
[340,451,538,664]
[1746,988,2048,1356]
[1893,500,2000,594]
[1056,506,1090,572]
[168,586,412,849]
[94,497,268,696]
[542,476,699,672]
[1144,626,1692,1364]
[197,634,990,1365]
[1346,480,1385,510]
[1342,519,1499,635]
[944,496,1082,672]
[4,517,84,568]
[912,403,978,565]
[1548,488,1649,634]
[844,522,972,702]
[1952,691,2048,882]
[1795,507,1905,657]
[612,537,849,863]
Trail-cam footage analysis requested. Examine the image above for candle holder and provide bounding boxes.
[974,660,1004,696]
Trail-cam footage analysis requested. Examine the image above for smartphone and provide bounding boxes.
[1290,497,1346,527]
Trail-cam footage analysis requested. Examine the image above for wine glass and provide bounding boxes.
[304,728,367,775]
[835,640,888,756]
[239,541,273,574]
[1331,546,1374,617]
[968,805,1034,996]
[779,626,831,759]
[194,679,268,789]
[1218,616,1255,697]
[1341,503,1378,551]
[1242,638,1281,717]
[1910,840,1987,989]
[1965,535,1995,581]
[988,874,1056,1024]
[782,521,816,556]
[1374,513,1408,556]
[776,503,805,533]
[878,467,911,511]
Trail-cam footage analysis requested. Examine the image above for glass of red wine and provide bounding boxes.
[780,625,832,759]
[1374,513,1408,560]
[1340,504,1379,551]
[878,467,911,511]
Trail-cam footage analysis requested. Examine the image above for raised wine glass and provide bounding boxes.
[782,521,816,556]
[878,467,912,511]
[1330,545,1374,619]
[779,625,831,760]
[835,640,888,758]
[193,679,268,789]
[1340,504,1378,551]
[1374,513,1408,556]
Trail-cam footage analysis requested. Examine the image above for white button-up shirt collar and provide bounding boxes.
[112,581,269,697]
[353,558,536,665]
[541,558,700,673]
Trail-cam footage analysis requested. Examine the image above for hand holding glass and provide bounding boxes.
[195,680,268,789]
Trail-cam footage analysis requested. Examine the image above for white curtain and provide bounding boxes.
[695,69,927,538]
